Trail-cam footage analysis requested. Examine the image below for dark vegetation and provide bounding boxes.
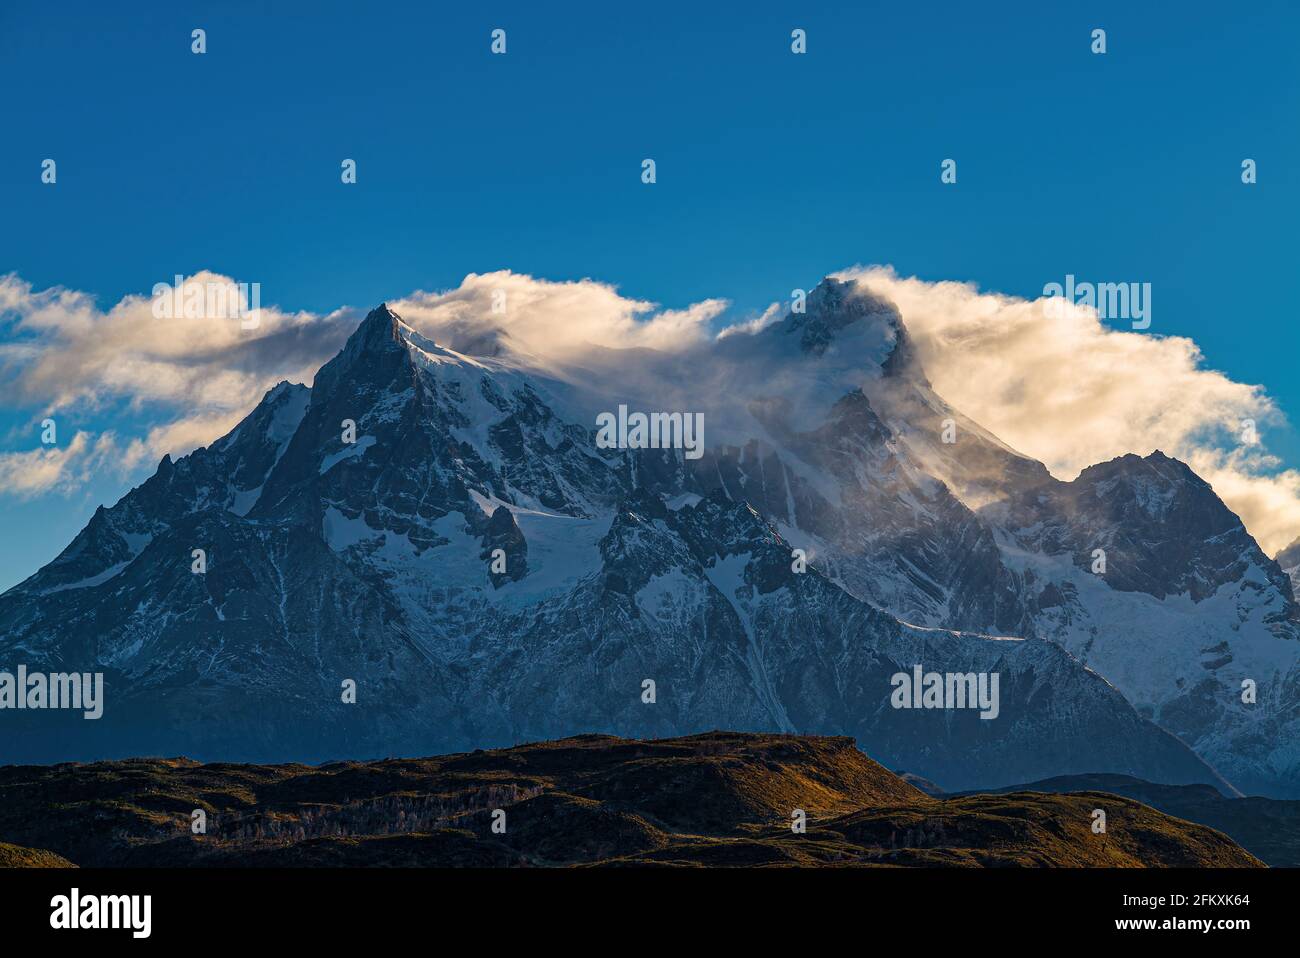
[0,841,74,867]
[958,773,1300,867]
[0,732,1263,868]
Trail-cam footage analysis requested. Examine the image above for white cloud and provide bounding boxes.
[0,431,119,498]
[389,271,726,365]
[716,302,783,339]
[0,271,355,416]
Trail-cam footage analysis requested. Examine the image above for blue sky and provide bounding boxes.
[1,0,1298,590]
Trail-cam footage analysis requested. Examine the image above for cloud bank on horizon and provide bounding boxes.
[1,267,1297,556]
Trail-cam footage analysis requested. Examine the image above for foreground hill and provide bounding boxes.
[0,733,1260,868]
[960,772,1300,867]
[0,841,75,868]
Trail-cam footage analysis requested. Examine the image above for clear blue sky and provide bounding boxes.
[1,0,1298,589]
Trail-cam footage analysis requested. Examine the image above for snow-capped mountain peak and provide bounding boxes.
[4,289,1299,798]
[775,276,905,361]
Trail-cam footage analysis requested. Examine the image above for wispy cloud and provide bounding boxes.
[389,270,727,362]
[0,271,355,414]
[0,431,120,498]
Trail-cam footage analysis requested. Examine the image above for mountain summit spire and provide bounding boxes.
[779,277,903,357]
[352,302,407,353]
[310,302,414,399]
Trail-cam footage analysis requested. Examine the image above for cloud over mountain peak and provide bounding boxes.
[2,266,1298,554]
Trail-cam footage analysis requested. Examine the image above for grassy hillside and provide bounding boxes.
[959,772,1300,867]
[0,841,75,867]
[0,733,1262,868]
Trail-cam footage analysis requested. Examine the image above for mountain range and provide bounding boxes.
[3,277,1299,798]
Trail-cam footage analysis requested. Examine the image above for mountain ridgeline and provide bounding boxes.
[3,278,1299,797]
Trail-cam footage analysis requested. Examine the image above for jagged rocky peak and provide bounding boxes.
[355,301,409,348]
[221,380,310,444]
[1081,448,1197,485]
[264,379,297,398]
[1087,451,1209,509]
[776,276,907,361]
[263,379,309,404]
[7,379,316,596]
[716,277,931,440]
[310,302,421,402]
[1073,450,1230,525]
[335,302,421,368]
[1011,448,1294,606]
